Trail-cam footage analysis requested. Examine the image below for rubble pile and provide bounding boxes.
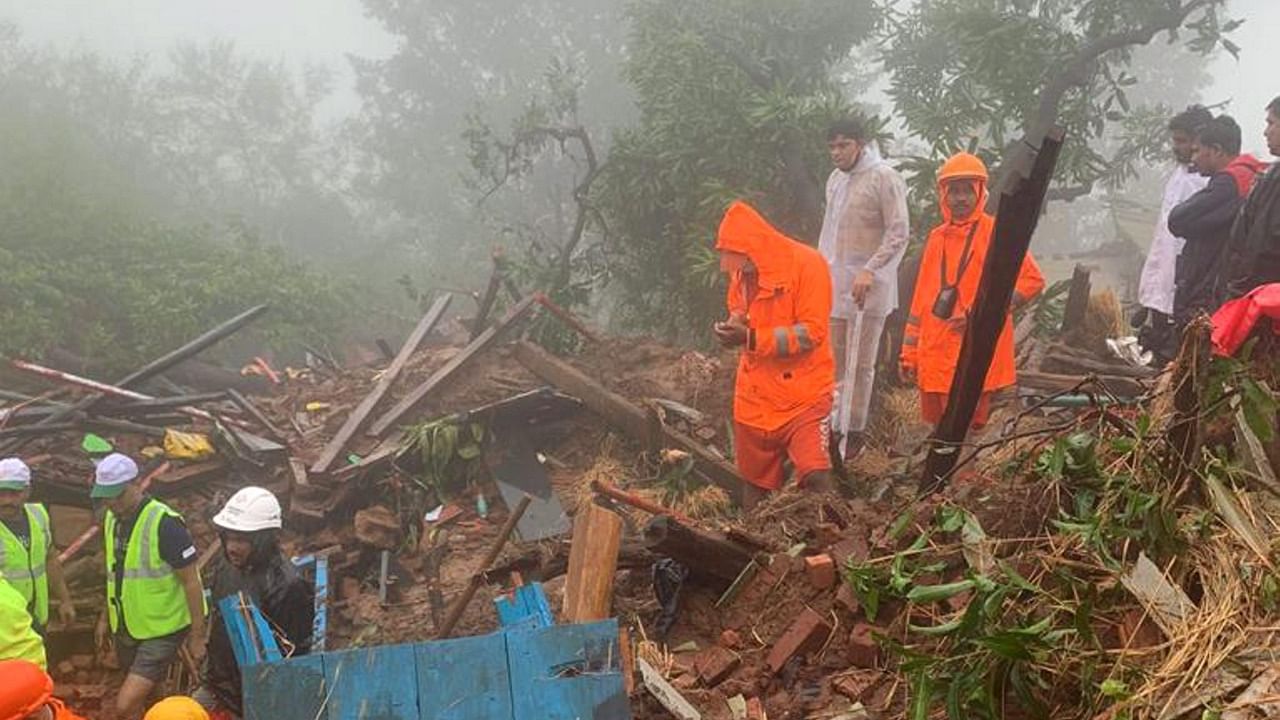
[2,283,1276,720]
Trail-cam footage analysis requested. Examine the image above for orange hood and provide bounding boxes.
[0,660,53,720]
[716,201,796,289]
[937,152,989,225]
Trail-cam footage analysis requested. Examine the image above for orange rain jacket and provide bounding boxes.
[901,153,1044,394]
[0,660,87,720]
[718,201,835,431]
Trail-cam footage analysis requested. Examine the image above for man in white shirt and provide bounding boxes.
[1135,105,1212,363]
[818,119,909,464]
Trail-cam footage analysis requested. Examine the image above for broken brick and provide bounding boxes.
[804,554,836,589]
[835,583,860,614]
[746,697,767,720]
[69,655,95,671]
[672,672,698,691]
[830,536,869,569]
[695,645,741,687]
[719,629,744,650]
[831,670,884,702]
[847,623,880,668]
[767,608,832,673]
[55,660,75,678]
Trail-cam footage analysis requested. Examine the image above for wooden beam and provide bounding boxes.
[312,295,452,472]
[368,295,538,438]
[226,389,287,441]
[643,515,754,591]
[1017,370,1146,398]
[514,341,744,496]
[1060,265,1092,333]
[921,128,1065,494]
[562,503,623,623]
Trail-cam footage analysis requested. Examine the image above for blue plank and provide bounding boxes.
[219,594,283,667]
[242,654,328,720]
[323,644,419,720]
[314,555,329,652]
[415,632,513,720]
[290,554,330,652]
[505,620,631,720]
[495,584,555,631]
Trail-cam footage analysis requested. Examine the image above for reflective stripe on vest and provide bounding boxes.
[104,499,193,639]
[0,504,51,626]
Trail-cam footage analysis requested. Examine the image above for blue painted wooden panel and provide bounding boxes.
[323,644,419,720]
[415,633,512,720]
[495,584,555,631]
[505,620,631,720]
[242,654,328,720]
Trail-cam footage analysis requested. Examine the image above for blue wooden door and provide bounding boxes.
[323,645,419,720]
[416,633,513,720]
[505,621,630,720]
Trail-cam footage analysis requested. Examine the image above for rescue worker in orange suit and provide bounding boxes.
[0,659,88,720]
[714,201,836,509]
[900,153,1045,428]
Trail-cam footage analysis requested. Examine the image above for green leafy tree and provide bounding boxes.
[351,0,632,294]
[880,0,1238,214]
[595,0,881,340]
[0,26,355,373]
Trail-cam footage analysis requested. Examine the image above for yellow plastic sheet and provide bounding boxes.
[163,429,215,461]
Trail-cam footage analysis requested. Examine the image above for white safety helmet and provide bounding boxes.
[213,486,283,533]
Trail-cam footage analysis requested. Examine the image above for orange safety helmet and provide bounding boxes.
[0,660,53,720]
[143,696,210,720]
[936,152,990,225]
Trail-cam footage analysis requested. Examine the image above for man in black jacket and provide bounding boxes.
[194,487,314,718]
[1168,114,1267,331]
[1224,97,1280,299]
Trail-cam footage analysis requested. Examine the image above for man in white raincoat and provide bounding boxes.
[1135,105,1211,364]
[818,119,909,464]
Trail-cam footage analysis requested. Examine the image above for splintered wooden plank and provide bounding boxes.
[506,620,631,720]
[563,503,623,623]
[1120,553,1196,636]
[513,341,743,495]
[638,658,701,720]
[369,295,538,437]
[415,632,513,719]
[242,654,329,720]
[323,645,419,720]
[313,295,452,473]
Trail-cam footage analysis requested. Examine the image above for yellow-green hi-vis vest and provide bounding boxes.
[0,504,51,627]
[103,499,193,640]
[0,577,45,668]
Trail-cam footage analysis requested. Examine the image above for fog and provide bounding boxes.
[0,0,1275,368]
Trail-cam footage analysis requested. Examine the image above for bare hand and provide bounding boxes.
[899,364,916,384]
[185,634,207,669]
[851,269,875,308]
[713,316,749,348]
[58,601,77,628]
[947,312,969,334]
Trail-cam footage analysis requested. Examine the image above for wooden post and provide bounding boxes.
[920,128,1066,494]
[643,515,754,591]
[436,496,532,639]
[312,295,452,472]
[1060,265,1092,334]
[562,503,624,623]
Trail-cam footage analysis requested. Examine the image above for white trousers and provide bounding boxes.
[830,314,887,440]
